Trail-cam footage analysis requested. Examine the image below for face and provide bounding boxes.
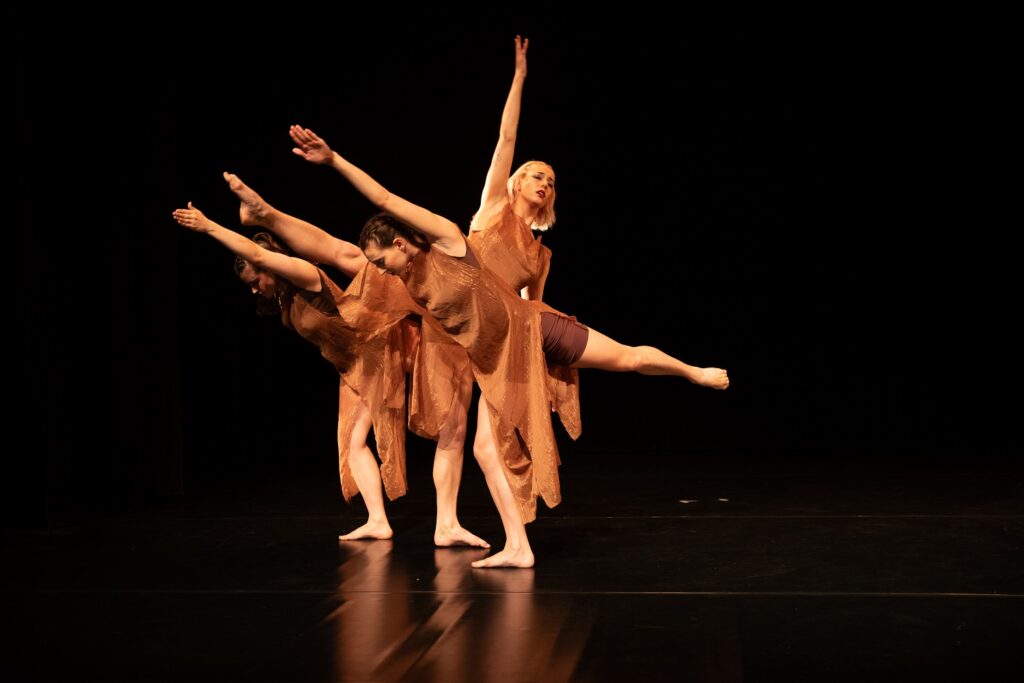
[518,164,556,207]
[363,239,413,277]
[239,264,278,298]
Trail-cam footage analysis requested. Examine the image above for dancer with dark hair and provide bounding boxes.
[289,126,729,567]
[172,200,486,547]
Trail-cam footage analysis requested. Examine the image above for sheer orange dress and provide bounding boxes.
[334,264,473,501]
[401,224,583,523]
[467,201,581,441]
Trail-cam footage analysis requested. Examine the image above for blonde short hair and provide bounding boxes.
[506,161,556,231]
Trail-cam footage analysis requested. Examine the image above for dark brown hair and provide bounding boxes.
[234,232,292,316]
[358,213,430,251]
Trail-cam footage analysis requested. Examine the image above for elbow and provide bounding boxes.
[374,188,393,211]
[249,247,272,270]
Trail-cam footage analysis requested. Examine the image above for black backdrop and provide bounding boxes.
[9,9,1016,526]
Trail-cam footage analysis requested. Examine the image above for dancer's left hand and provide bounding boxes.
[290,125,334,164]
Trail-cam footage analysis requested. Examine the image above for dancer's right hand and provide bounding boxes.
[172,202,215,234]
[290,125,334,164]
[514,35,529,79]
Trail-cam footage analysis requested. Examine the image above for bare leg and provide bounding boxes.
[571,327,729,389]
[223,172,364,274]
[470,395,535,568]
[434,374,490,548]
[223,172,275,227]
[338,394,393,540]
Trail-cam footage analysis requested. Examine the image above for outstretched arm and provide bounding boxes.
[172,202,322,291]
[473,35,529,229]
[290,125,464,255]
[223,172,368,278]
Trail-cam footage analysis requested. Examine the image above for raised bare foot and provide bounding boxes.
[471,546,534,568]
[223,172,271,226]
[434,525,490,548]
[338,520,393,541]
[694,367,730,390]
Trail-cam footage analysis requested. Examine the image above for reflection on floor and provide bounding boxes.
[3,454,1023,681]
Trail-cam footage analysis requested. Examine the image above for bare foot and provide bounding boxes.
[434,525,490,548]
[694,367,730,390]
[471,546,534,568]
[223,172,272,226]
[338,520,393,541]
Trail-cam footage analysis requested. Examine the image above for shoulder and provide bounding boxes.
[469,200,512,233]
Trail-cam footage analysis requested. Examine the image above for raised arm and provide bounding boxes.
[472,35,529,229]
[223,172,368,278]
[172,202,322,291]
[290,125,464,255]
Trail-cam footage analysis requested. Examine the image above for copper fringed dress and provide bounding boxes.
[338,264,473,496]
[281,265,414,503]
[402,238,583,523]
[468,202,582,441]
[332,265,415,501]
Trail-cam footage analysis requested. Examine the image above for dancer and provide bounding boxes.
[172,199,485,547]
[290,125,729,568]
[466,36,583,500]
[469,36,553,301]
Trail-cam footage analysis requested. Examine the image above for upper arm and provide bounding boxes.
[255,249,322,292]
[478,139,515,217]
[379,193,464,253]
[329,239,369,278]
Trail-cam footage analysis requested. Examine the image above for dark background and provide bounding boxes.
[9,9,1016,526]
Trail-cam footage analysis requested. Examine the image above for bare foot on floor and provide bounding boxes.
[471,546,534,568]
[694,367,730,390]
[223,172,272,226]
[435,525,490,548]
[338,520,393,541]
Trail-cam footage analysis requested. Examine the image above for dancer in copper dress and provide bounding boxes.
[219,173,483,547]
[172,200,485,547]
[289,126,729,568]
[467,37,582,518]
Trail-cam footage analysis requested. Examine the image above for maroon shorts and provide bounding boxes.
[540,312,590,367]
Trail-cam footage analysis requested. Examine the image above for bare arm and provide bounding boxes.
[290,125,464,255]
[172,202,322,291]
[473,36,529,229]
[259,211,367,278]
[222,172,368,278]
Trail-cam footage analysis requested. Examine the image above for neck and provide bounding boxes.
[511,195,540,227]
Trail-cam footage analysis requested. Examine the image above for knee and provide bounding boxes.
[634,345,663,372]
[348,420,373,454]
[473,434,499,471]
[439,415,468,450]
[623,346,649,372]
